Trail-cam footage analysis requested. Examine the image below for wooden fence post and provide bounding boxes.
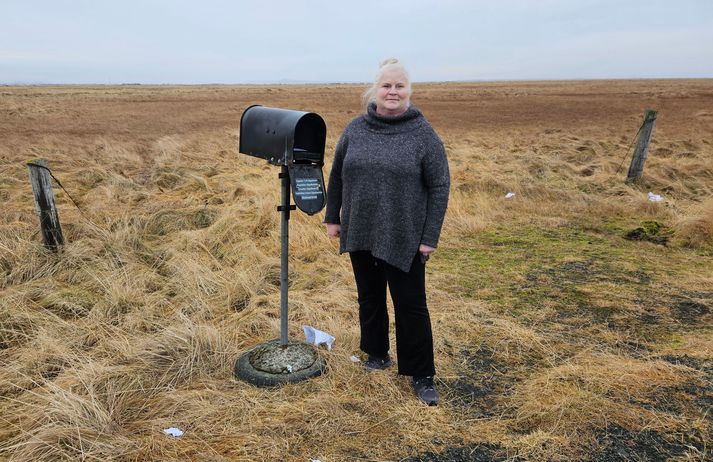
[27,159,65,250]
[626,109,658,183]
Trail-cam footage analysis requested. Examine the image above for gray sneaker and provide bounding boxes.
[412,376,439,406]
[364,355,393,371]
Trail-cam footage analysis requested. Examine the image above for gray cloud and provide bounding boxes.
[1,0,711,83]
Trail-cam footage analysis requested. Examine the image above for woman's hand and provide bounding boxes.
[326,223,341,237]
[419,244,436,256]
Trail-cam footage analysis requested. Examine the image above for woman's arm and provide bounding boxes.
[420,137,451,249]
[324,132,349,226]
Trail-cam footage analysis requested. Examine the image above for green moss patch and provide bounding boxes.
[624,220,674,245]
[434,223,711,339]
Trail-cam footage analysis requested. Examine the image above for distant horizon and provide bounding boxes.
[3,76,713,87]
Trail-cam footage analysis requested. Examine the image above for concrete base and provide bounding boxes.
[234,339,326,387]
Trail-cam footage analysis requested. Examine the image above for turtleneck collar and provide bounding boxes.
[363,102,424,134]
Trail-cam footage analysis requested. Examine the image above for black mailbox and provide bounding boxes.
[239,105,327,215]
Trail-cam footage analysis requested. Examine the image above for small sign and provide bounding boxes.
[290,164,325,215]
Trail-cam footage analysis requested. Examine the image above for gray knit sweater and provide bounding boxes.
[324,103,450,272]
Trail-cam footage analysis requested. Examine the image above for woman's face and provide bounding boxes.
[375,69,410,116]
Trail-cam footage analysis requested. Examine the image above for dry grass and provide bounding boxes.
[1,80,712,461]
[675,198,713,249]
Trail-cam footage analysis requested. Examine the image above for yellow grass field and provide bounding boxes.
[1,80,712,461]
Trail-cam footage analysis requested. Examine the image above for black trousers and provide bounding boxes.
[349,251,435,377]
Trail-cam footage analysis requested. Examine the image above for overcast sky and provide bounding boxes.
[2,0,712,84]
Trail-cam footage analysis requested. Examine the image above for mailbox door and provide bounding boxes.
[291,114,326,166]
[289,165,326,215]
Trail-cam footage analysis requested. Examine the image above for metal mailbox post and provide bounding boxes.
[234,105,327,387]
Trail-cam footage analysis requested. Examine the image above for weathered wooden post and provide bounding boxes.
[27,159,65,250]
[626,109,658,183]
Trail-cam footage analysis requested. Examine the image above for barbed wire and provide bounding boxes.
[26,162,84,213]
[614,118,646,176]
[26,162,105,234]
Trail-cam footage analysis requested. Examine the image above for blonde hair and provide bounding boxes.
[362,58,412,109]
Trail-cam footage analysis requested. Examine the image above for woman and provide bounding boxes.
[324,58,450,406]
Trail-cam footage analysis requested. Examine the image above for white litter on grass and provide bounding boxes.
[648,192,664,202]
[310,460,322,462]
[350,355,361,363]
[505,192,515,199]
[286,364,293,373]
[163,427,183,437]
[303,326,335,351]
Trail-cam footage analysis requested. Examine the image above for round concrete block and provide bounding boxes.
[234,339,326,387]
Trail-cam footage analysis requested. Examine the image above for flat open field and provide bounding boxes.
[1,80,712,461]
